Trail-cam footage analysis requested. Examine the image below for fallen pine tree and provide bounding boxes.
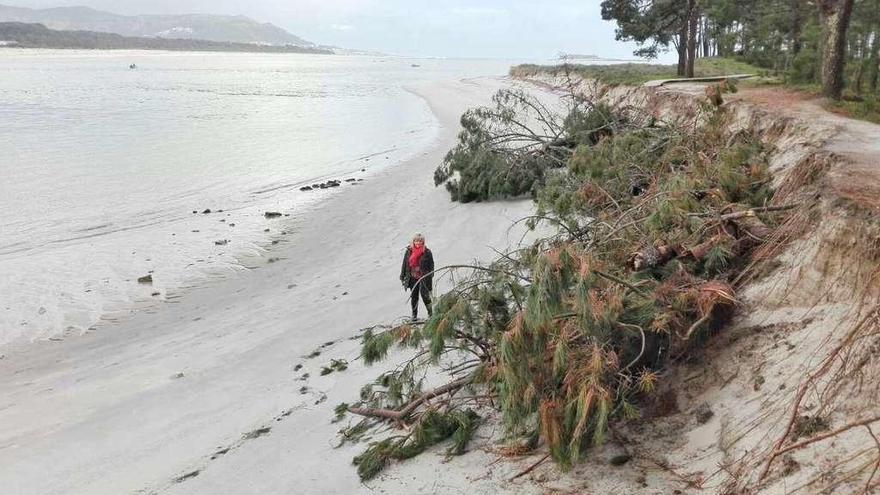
[432,88,625,202]
[335,84,800,481]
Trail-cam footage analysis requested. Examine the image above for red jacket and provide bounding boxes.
[400,246,434,290]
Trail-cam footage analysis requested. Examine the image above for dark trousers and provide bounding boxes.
[410,281,432,318]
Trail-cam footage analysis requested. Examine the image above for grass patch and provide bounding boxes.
[827,94,880,125]
[514,57,880,125]
[511,57,767,86]
[762,83,880,125]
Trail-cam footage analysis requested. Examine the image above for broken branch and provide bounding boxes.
[348,376,474,422]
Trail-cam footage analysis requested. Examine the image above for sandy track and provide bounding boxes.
[734,87,880,210]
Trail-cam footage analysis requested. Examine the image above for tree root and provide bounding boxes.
[509,453,551,481]
[762,415,880,480]
[759,306,880,481]
[864,425,880,494]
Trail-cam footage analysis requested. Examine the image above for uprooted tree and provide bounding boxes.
[336,83,800,482]
[433,88,621,202]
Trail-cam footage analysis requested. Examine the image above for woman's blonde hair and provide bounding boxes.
[412,233,425,243]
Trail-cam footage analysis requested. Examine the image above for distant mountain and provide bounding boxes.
[0,4,315,47]
[0,22,332,53]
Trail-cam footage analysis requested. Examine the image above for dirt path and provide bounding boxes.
[653,81,880,211]
[733,87,880,211]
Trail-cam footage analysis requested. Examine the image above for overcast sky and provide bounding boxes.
[5,0,670,60]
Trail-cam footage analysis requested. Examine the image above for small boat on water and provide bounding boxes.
[129,64,137,70]
[411,64,420,68]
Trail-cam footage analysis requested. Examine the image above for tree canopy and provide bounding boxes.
[602,0,879,99]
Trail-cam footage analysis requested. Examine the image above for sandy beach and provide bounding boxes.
[0,77,543,494]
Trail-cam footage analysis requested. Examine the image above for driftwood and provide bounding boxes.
[348,376,473,422]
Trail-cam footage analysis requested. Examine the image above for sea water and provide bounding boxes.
[0,49,520,345]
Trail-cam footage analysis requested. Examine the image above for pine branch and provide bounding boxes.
[348,376,474,422]
[509,453,551,481]
[416,264,532,285]
[593,269,648,296]
[687,203,801,219]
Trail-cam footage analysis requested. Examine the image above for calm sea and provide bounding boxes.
[0,49,523,345]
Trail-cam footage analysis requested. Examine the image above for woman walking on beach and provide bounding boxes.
[400,233,434,321]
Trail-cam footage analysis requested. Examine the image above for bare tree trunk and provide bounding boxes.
[791,0,803,55]
[739,21,750,57]
[817,0,856,100]
[677,23,688,77]
[697,15,704,59]
[855,32,869,94]
[869,29,880,93]
[702,16,710,57]
[686,0,698,78]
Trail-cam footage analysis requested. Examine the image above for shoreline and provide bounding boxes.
[0,51,440,348]
[0,76,543,494]
[0,146,423,349]
[0,152,419,350]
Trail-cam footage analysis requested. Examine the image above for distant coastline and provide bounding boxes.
[0,22,333,54]
[560,53,641,63]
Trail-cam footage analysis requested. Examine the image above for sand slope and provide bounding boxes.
[0,77,544,494]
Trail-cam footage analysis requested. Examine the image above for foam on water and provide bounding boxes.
[0,50,519,345]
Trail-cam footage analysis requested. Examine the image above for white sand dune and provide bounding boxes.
[0,77,543,494]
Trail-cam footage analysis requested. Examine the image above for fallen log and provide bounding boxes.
[683,234,726,261]
[629,205,800,272]
[628,244,680,271]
